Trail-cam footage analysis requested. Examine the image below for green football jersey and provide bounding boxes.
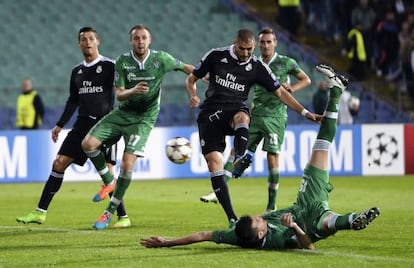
[211,165,333,250]
[251,53,302,118]
[115,49,185,115]
[260,206,306,249]
[212,206,303,250]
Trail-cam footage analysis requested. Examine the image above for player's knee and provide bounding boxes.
[52,156,70,172]
[81,135,99,152]
[233,111,250,125]
[81,137,91,151]
[120,153,139,171]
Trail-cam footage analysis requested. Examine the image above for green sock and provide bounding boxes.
[335,213,354,230]
[86,149,114,185]
[319,212,354,231]
[316,85,342,143]
[326,86,342,111]
[223,161,233,183]
[107,171,132,214]
[267,188,276,210]
[266,169,279,210]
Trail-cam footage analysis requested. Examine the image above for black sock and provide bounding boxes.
[211,175,237,221]
[234,126,248,158]
[37,171,64,210]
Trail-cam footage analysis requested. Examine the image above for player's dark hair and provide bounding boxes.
[236,29,255,43]
[258,27,277,39]
[235,215,263,249]
[78,27,98,42]
[129,24,151,36]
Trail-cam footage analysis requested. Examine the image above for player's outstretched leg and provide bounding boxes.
[314,65,380,235]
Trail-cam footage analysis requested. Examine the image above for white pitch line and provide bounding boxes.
[0,225,139,237]
[1,225,413,264]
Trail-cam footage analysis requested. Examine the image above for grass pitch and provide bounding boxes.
[1,176,414,267]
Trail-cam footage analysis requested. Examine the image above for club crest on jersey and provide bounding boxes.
[153,61,159,69]
[245,63,252,71]
[96,65,102,73]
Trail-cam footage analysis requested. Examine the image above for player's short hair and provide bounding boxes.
[129,24,151,37]
[235,215,263,249]
[258,27,277,39]
[78,27,98,42]
[236,29,255,43]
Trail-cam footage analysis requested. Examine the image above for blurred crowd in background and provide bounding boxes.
[276,0,414,101]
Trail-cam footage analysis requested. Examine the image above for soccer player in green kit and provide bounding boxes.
[140,64,380,250]
[81,24,194,230]
[201,28,312,213]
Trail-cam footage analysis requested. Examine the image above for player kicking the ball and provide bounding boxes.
[141,64,380,250]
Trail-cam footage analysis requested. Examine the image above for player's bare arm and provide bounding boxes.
[115,81,149,101]
[275,86,321,122]
[185,74,200,108]
[280,213,315,250]
[290,70,311,93]
[140,231,213,248]
[182,64,195,75]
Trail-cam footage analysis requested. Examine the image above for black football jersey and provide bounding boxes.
[57,55,115,127]
[193,45,280,110]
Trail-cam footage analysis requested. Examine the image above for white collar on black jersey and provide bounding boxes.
[83,55,103,67]
[229,45,252,66]
[130,49,151,70]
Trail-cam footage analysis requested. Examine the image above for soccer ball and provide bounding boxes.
[165,137,192,164]
[366,132,399,167]
[348,96,360,111]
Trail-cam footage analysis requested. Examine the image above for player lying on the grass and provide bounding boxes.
[140,64,380,250]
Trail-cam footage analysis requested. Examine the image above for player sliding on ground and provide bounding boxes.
[140,64,380,250]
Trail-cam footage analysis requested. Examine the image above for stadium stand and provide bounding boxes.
[0,0,411,129]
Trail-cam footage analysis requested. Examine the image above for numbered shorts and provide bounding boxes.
[247,115,287,154]
[296,164,334,237]
[89,109,156,157]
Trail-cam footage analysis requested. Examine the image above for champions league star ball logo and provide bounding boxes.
[366,132,399,167]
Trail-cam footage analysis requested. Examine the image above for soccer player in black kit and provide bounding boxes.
[16,27,130,228]
[186,29,321,225]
